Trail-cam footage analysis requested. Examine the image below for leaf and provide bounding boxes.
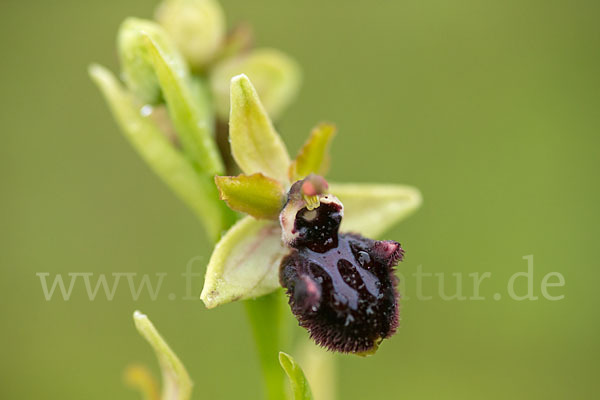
[279,352,314,400]
[89,64,235,242]
[215,173,286,219]
[133,311,192,400]
[289,123,336,181]
[211,48,301,121]
[201,216,288,308]
[330,182,422,238]
[144,34,224,175]
[229,74,291,184]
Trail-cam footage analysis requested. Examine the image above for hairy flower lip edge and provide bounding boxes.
[276,184,407,354]
[280,229,404,355]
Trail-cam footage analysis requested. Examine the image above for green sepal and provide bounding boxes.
[200,216,287,308]
[228,74,291,184]
[330,182,422,238]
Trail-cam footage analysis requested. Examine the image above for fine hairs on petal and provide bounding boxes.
[279,176,404,354]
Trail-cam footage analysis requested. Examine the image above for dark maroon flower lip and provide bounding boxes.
[279,176,404,354]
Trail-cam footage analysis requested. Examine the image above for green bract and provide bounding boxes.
[131,311,192,400]
[144,33,223,175]
[201,76,422,308]
[279,352,314,400]
[89,64,233,241]
[118,18,187,105]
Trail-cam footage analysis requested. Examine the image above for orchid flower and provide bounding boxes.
[201,74,421,354]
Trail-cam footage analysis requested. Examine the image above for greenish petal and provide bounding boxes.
[289,123,336,181]
[279,352,314,400]
[211,48,301,121]
[155,0,226,69]
[201,216,287,308]
[228,74,291,184]
[215,173,286,219]
[117,18,186,105]
[133,311,193,400]
[89,64,234,241]
[330,182,422,238]
[144,34,224,175]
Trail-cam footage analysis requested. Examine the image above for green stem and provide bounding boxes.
[244,291,288,400]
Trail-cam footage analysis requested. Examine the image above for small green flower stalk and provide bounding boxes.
[90,1,421,399]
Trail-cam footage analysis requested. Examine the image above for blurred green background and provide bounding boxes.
[2,0,599,398]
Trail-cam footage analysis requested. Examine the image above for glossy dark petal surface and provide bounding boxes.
[280,231,403,353]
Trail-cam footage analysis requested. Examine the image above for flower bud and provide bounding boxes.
[210,48,301,121]
[117,17,187,104]
[155,0,226,68]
